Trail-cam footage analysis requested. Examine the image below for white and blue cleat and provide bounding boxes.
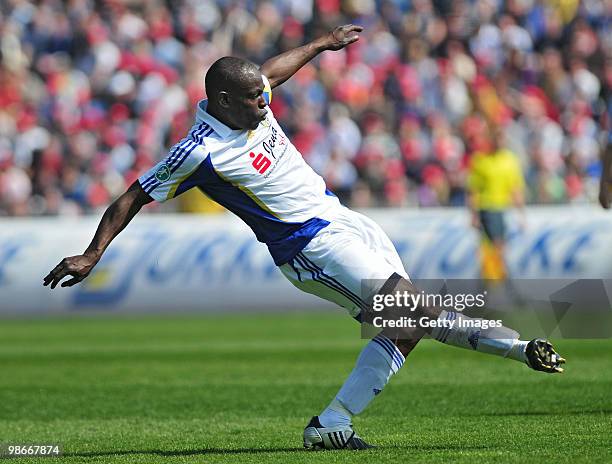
[303,416,374,450]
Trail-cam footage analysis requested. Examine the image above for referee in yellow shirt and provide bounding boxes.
[467,131,525,280]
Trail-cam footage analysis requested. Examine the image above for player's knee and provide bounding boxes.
[378,273,442,321]
[363,273,432,344]
[393,337,422,357]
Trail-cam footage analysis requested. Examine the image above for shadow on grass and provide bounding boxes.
[395,444,491,452]
[481,408,612,417]
[59,409,612,459]
[64,443,493,458]
[63,447,304,458]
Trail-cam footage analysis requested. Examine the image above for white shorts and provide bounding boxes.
[279,206,409,318]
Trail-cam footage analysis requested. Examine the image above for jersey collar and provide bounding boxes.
[196,99,243,138]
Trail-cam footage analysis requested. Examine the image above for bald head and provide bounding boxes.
[205,57,260,100]
[204,56,267,131]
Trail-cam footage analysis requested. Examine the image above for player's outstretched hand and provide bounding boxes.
[43,254,98,289]
[326,24,363,51]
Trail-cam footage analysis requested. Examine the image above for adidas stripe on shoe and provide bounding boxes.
[303,416,374,450]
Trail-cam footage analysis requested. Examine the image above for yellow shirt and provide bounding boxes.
[467,148,525,210]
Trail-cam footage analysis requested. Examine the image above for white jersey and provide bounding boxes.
[138,82,339,265]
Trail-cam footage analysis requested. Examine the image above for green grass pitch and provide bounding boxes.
[1,312,611,463]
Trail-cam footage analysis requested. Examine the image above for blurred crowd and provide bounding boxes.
[0,0,610,215]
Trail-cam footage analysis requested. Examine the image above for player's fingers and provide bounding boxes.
[52,269,74,289]
[44,260,69,284]
[61,276,82,287]
[50,275,66,289]
[43,273,54,286]
[44,270,62,285]
[45,270,64,288]
[343,25,361,37]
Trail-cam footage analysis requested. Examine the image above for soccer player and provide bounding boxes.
[43,25,565,450]
[467,126,526,280]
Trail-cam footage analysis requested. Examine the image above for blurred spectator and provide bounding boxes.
[0,0,609,215]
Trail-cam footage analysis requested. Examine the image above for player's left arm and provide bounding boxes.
[260,24,363,89]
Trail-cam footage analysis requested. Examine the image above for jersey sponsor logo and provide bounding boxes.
[262,125,285,159]
[249,152,271,174]
[154,164,171,183]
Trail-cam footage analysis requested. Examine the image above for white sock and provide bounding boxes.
[318,398,352,427]
[507,340,529,362]
[319,335,405,428]
[430,310,527,362]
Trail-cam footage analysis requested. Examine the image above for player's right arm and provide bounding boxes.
[44,133,205,289]
[43,181,153,289]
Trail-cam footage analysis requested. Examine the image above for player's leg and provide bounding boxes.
[356,209,563,372]
[281,207,563,451]
[280,211,420,449]
[375,274,565,373]
[281,251,412,447]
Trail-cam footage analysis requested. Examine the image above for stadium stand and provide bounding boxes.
[0,0,609,214]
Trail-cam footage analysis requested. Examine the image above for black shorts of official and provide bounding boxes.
[478,209,506,242]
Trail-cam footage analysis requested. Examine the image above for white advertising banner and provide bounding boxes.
[1,207,611,314]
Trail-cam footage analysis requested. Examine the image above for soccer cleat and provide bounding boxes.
[525,339,566,373]
[303,416,374,450]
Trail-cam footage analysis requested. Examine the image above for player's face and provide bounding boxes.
[226,72,268,131]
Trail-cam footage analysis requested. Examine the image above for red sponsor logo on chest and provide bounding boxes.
[249,152,271,174]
